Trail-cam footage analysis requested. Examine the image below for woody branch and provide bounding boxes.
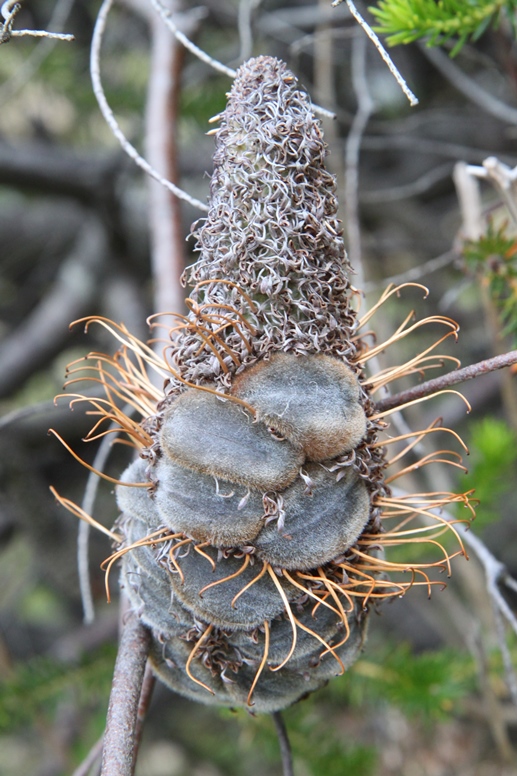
[374,350,517,414]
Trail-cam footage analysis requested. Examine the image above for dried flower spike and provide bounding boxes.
[54,56,472,713]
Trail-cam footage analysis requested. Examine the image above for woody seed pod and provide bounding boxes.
[55,55,471,716]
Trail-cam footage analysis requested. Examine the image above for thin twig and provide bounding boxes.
[363,250,457,294]
[374,350,517,414]
[452,525,517,636]
[71,734,104,776]
[455,530,517,710]
[150,0,236,77]
[90,0,208,212]
[332,0,418,106]
[0,0,75,100]
[151,0,335,119]
[394,487,517,707]
[1,0,74,44]
[272,711,294,776]
[101,606,152,776]
[8,29,74,39]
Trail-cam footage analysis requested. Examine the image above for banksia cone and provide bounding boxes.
[54,57,472,712]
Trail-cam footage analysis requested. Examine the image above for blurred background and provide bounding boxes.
[0,1,516,774]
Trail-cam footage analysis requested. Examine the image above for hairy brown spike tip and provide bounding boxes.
[167,56,361,403]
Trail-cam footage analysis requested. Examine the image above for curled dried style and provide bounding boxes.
[53,56,473,712]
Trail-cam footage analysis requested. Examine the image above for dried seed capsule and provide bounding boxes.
[186,56,359,372]
[116,460,155,524]
[166,546,299,630]
[228,604,344,665]
[149,634,238,706]
[54,54,472,718]
[108,56,384,712]
[160,390,304,490]
[232,353,367,461]
[148,603,367,714]
[120,553,193,640]
[154,457,265,545]
[119,458,265,547]
[254,464,370,570]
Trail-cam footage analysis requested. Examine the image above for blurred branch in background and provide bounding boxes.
[90,0,209,212]
[139,0,203,315]
[0,216,106,398]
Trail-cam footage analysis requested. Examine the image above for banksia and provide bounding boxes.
[53,56,472,713]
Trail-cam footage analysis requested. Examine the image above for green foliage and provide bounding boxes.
[282,702,377,776]
[461,417,517,531]
[0,645,116,731]
[336,643,476,720]
[239,644,475,773]
[369,0,517,54]
[291,732,377,776]
[234,701,377,776]
[463,220,517,345]
[180,77,228,128]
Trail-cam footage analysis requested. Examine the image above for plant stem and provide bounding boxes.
[272,711,294,776]
[374,350,517,414]
[101,609,152,776]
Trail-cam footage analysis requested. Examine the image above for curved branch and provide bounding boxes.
[90,0,208,212]
[1,0,74,44]
[0,0,75,98]
[150,0,236,77]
